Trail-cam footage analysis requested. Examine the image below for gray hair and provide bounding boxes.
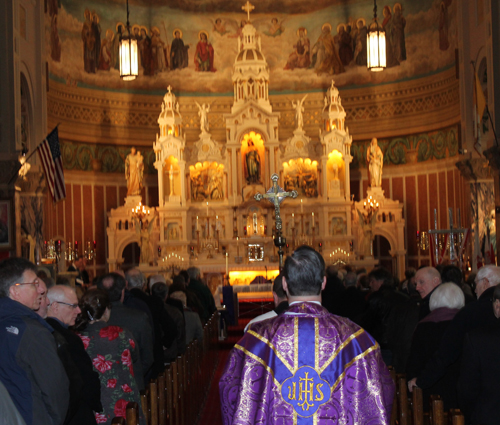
[476,265,500,287]
[47,285,77,304]
[126,268,145,289]
[187,267,200,281]
[429,282,465,311]
[170,290,187,307]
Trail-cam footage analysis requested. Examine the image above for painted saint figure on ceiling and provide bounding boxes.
[82,9,96,73]
[313,23,345,75]
[284,27,310,70]
[195,31,216,72]
[170,29,189,70]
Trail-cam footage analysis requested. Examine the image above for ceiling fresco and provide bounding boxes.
[46,0,456,95]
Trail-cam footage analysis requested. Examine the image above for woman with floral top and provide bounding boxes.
[75,289,144,425]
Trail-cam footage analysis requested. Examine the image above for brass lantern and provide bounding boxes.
[119,0,138,81]
[366,0,386,72]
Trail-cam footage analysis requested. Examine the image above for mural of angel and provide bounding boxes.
[195,102,211,133]
[82,9,96,73]
[195,31,216,72]
[284,28,310,70]
[337,24,353,67]
[266,17,285,36]
[382,6,400,67]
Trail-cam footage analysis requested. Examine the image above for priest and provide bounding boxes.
[219,246,394,424]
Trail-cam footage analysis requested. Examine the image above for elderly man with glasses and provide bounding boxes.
[0,257,69,425]
[47,285,102,425]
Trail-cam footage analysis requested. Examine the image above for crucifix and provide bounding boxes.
[255,173,298,270]
[242,1,255,22]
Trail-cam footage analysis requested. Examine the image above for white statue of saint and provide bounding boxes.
[125,147,144,196]
[195,101,211,133]
[366,137,383,187]
[291,94,308,130]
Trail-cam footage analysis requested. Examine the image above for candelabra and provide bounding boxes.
[161,252,185,275]
[131,202,152,227]
[84,240,96,261]
[292,211,316,248]
[65,241,78,262]
[329,248,351,266]
[362,195,379,223]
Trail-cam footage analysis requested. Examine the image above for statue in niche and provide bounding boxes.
[136,218,155,265]
[284,174,297,192]
[291,94,308,130]
[125,147,144,196]
[367,137,383,187]
[332,162,339,180]
[245,140,261,184]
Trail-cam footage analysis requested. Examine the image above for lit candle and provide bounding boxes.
[237,236,240,257]
[206,201,209,217]
[300,199,303,213]
[226,252,229,276]
[196,216,199,230]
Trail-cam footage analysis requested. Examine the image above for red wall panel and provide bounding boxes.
[405,176,417,257]
[94,185,106,266]
[73,185,82,252]
[64,184,73,245]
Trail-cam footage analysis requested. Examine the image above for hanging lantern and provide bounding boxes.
[119,0,138,81]
[366,0,386,72]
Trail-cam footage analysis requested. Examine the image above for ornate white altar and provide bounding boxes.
[106,7,406,280]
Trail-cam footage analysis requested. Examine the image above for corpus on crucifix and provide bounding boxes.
[255,173,298,269]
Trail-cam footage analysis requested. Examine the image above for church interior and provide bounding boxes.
[1,0,500,423]
[2,0,498,287]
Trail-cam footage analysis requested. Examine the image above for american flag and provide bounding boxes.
[38,127,66,202]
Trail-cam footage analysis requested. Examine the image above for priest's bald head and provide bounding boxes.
[282,246,326,302]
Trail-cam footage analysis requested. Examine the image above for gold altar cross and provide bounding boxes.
[242,1,255,22]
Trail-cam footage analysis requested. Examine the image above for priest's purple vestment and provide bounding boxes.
[219,302,395,424]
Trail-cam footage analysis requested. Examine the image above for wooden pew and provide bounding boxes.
[411,386,424,425]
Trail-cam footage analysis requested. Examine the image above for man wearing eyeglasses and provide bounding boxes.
[47,285,102,425]
[0,258,69,425]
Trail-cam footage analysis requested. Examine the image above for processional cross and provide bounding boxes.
[255,174,298,270]
[242,1,255,22]
[428,208,466,265]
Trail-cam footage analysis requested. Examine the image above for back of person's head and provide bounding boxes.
[272,274,286,299]
[357,273,369,290]
[98,273,126,302]
[344,272,357,287]
[187,267,200,281]
[126,268,145,289]
[146,274,166,294]
[325,265,339,280]
[178,270,190,284]
[41,276,56,290]
[405,267,416,280]
[151,282,168,301]
[74,288,110,331]
[0,257,37,298]
[429,282,465,311]
[170,290,187,307]
[283,246,325,296]
[493,285,500,301]
[172,274,186,287]
[368,267,394,287]
[440,265,463,286]
[476,265,500,287]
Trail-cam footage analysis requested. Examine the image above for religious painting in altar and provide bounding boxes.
[165,222,181,241]
[162,155,181,199]
[189,161,225,202]
[46,0,457,93]
[241,132,264,186]
[330,216,347,236]
[326,149,345,198]
[282,158,318,198]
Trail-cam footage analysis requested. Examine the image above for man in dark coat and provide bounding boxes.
[126,268,178,379]
[415,266,441,320]
[0,258,69,425]
[458,284,500,424]
[97,272,154,390]
[187,267,216,323]
[46,285,102,425]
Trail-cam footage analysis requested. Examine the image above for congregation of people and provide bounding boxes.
[0,258,215,425]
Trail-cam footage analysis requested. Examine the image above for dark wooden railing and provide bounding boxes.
[389,369,465,425]
[113,313,219,425]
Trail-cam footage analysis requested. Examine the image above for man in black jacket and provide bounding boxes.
[458,284,500,424]
[126,268,178,379]
[415,266,441,319]
[47,285,102,425]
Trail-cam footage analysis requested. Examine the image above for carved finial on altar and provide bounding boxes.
[167,85,172,93]
[255,174,298,270]
[242,1,255,22]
